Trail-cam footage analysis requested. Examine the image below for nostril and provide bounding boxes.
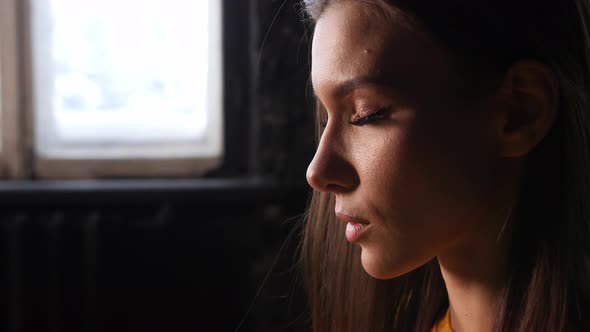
[325,183,348,193]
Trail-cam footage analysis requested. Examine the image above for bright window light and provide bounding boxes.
[30,0,223,159]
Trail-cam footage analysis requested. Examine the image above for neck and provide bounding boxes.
[438,227,509,332]
[436,158,521,331]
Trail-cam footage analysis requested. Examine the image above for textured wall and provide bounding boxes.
[252,0,316,183]
[241,1,315,331]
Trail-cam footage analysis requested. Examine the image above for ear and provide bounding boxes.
[494,60,560,158]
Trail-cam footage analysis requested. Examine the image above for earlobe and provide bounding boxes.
[495,60,560,158]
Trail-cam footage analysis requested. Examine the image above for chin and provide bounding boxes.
[359,245,431,280]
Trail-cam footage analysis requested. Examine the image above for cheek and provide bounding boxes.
[350,130,410,215]
[353,111,496,278]
[402,112,495,223]
[389,111,494,249]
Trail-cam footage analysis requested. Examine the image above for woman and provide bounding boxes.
[301,0,590,331]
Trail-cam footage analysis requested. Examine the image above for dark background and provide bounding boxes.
[1,1,315,331]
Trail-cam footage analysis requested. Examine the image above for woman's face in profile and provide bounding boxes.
[307,1,506,279]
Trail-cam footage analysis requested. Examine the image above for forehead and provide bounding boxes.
[311,2,453,99]
[311,3,395,80]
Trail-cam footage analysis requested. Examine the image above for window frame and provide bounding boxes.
[2,0,225,180]
[0,0,27,179]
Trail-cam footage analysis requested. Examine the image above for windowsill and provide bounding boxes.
[0,176,308,206]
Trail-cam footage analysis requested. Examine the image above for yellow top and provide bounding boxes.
[431,309,454,332]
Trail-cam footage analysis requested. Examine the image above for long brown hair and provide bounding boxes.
[301,1,590,331]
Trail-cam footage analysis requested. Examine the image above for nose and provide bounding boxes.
[306,126,359,193]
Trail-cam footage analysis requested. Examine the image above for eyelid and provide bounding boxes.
[317,105,392,128]
[349,106,392,126]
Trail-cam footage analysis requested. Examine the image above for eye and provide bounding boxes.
[349,106,391,126]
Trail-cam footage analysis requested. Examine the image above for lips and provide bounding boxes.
[335,211,370,225]
[344,222,367,242]
[335,211,370,242]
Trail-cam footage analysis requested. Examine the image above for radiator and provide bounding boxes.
[2,211,102,332]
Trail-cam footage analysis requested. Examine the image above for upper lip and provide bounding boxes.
[335,211,370,225]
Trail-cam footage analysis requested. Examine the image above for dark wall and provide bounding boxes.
[214,0,315,181]
[1,1,315,332]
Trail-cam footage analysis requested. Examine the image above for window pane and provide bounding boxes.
[30,0,223,158]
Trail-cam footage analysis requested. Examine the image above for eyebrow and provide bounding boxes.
[313,75,393,98]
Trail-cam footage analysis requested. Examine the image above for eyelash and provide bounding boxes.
[349,106,391,126]
[319,106,391,128]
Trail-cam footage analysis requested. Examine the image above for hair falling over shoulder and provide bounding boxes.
[301,1,590,331]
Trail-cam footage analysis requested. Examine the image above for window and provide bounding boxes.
[0,0,223,179]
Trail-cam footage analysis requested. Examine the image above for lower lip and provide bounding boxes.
[345,222,368,242]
